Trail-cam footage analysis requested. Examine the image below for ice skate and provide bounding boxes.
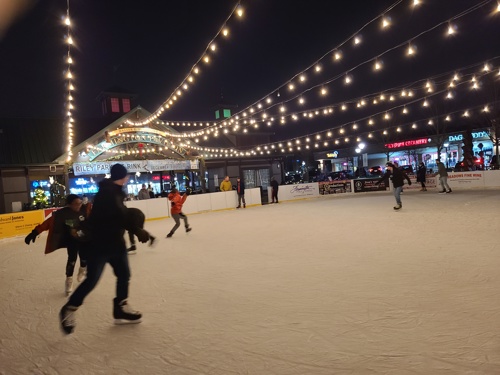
[77,266,87,282]
[186,227,192,234]
[59,304,78,335]
[393,204,402,210]
[113,299,142,325]
[149,235,156,247]
[166,232,173,238]
[65,277,73,296]
[127,245,137,255]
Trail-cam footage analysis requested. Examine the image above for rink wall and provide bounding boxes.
[0,188,263,240]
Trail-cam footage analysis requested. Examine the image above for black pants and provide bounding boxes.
[237,193,246,207]
[68,245,130,307]
[272,188,279,203]
[66,243,87,277]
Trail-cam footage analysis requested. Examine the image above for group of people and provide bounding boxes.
[219,175,280,206]
[378,158,452,210]
[25,164,154,335]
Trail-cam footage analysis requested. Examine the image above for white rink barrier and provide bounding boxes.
[125,188,263,219]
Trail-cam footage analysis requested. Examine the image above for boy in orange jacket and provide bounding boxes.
[166,187,192,237]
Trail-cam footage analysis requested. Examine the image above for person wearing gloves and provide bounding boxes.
[376,162,412,210]
[59,163,150,335]
[25,194,90,295]
[166,187,192,238]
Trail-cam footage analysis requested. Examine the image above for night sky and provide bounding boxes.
[0,0,499,145]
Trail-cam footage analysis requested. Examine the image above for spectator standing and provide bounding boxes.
[270,176,279,203]
[166,187,192,237]
[138,184,150,200]
[416,162,427,191]
[435,159,452,194]
[148,184,155,198]
[220,176,232,192]
[376,162,412,210]
[59,164,147,335]
[236,177,246,208]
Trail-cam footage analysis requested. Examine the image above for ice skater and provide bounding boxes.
[166,187,191,237]
[236,176,246,208]
[25,194,90,295]
[126,207,156,254]
[376,162,412,210]
[59,164,150,335]
[270,176,279,203]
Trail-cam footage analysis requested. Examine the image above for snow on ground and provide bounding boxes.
[1,189,500,375]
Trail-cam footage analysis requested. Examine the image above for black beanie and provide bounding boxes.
[65,194,81,205]
[110,163,127,181]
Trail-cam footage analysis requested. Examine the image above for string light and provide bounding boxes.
[64,0,74,162]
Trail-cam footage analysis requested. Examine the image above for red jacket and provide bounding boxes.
[168,191,187,215]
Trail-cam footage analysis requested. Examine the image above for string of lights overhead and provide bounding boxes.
[64,0,75,162]
[124,1,245,127]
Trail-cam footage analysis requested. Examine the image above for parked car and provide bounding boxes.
[368,166,384,176]
[400,165,414,175]
[328,170,354,180]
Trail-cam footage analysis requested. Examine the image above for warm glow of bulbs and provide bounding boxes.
[222,28,229,36]
[236,5,243,17]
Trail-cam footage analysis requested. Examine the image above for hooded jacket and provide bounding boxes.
[378,168,411,188]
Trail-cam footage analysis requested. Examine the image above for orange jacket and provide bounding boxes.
[168,191,187,215]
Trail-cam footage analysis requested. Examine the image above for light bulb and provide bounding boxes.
[236,5,243,17]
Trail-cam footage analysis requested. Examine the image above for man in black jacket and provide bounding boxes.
[59,164,149,334]
[377,162,412,210]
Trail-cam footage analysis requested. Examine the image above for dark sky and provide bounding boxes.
[1,0,499,143]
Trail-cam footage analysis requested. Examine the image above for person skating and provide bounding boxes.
[126,207,156,254]
[59,164,150,335]
[166,187,191,237]
[25,194,90,295]
[376,162,412,210]
[434,159,452,194]
[416,162,427,191]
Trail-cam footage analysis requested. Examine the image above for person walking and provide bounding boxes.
[376,162,412,210]
[236,177,246,208]
[25,194,90,295]
[416,162,427,191]
[270,176,279,203]
[59,164,149,335]
[220,176,232,192]
[166,187,192,237]
[435,159,452,194]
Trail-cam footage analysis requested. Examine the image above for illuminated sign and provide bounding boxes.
[385,138,431,149]
[448,130,489,142]
[326,151,339,158]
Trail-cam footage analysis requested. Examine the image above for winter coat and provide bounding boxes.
[236,180,245,195]
[271,179,279,190]
[416,165,426,183]
[34,206,88,255]
[168,191,187,215]
[378,168,411,188]
[138,188,150,200]
[436,162,448,177]
[220,180,232,192]
[88,178,129,249]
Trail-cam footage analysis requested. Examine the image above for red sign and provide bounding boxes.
[385,138,430,149]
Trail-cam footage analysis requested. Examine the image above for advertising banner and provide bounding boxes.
[448,172,484,188]
[0,210,44,239]
[353,178,387,193]
[278,183,319,201]
[319,180,352,194]
[73,159,199,176]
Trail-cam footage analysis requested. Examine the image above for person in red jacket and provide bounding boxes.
[25,194,90,295]
[166,187,192,237]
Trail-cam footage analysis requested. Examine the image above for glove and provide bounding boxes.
[135,228,150,243]
[24,229,38,245]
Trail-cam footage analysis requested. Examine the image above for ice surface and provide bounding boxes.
[1,189,500,374]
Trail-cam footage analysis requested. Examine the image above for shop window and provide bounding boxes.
[122,98,131,112]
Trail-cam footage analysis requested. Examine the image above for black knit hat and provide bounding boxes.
[65,194,81,205]
[110,163,128,181]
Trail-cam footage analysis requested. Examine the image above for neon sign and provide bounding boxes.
[385,138,431,149]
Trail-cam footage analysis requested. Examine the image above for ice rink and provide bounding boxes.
[1,189,500,375]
